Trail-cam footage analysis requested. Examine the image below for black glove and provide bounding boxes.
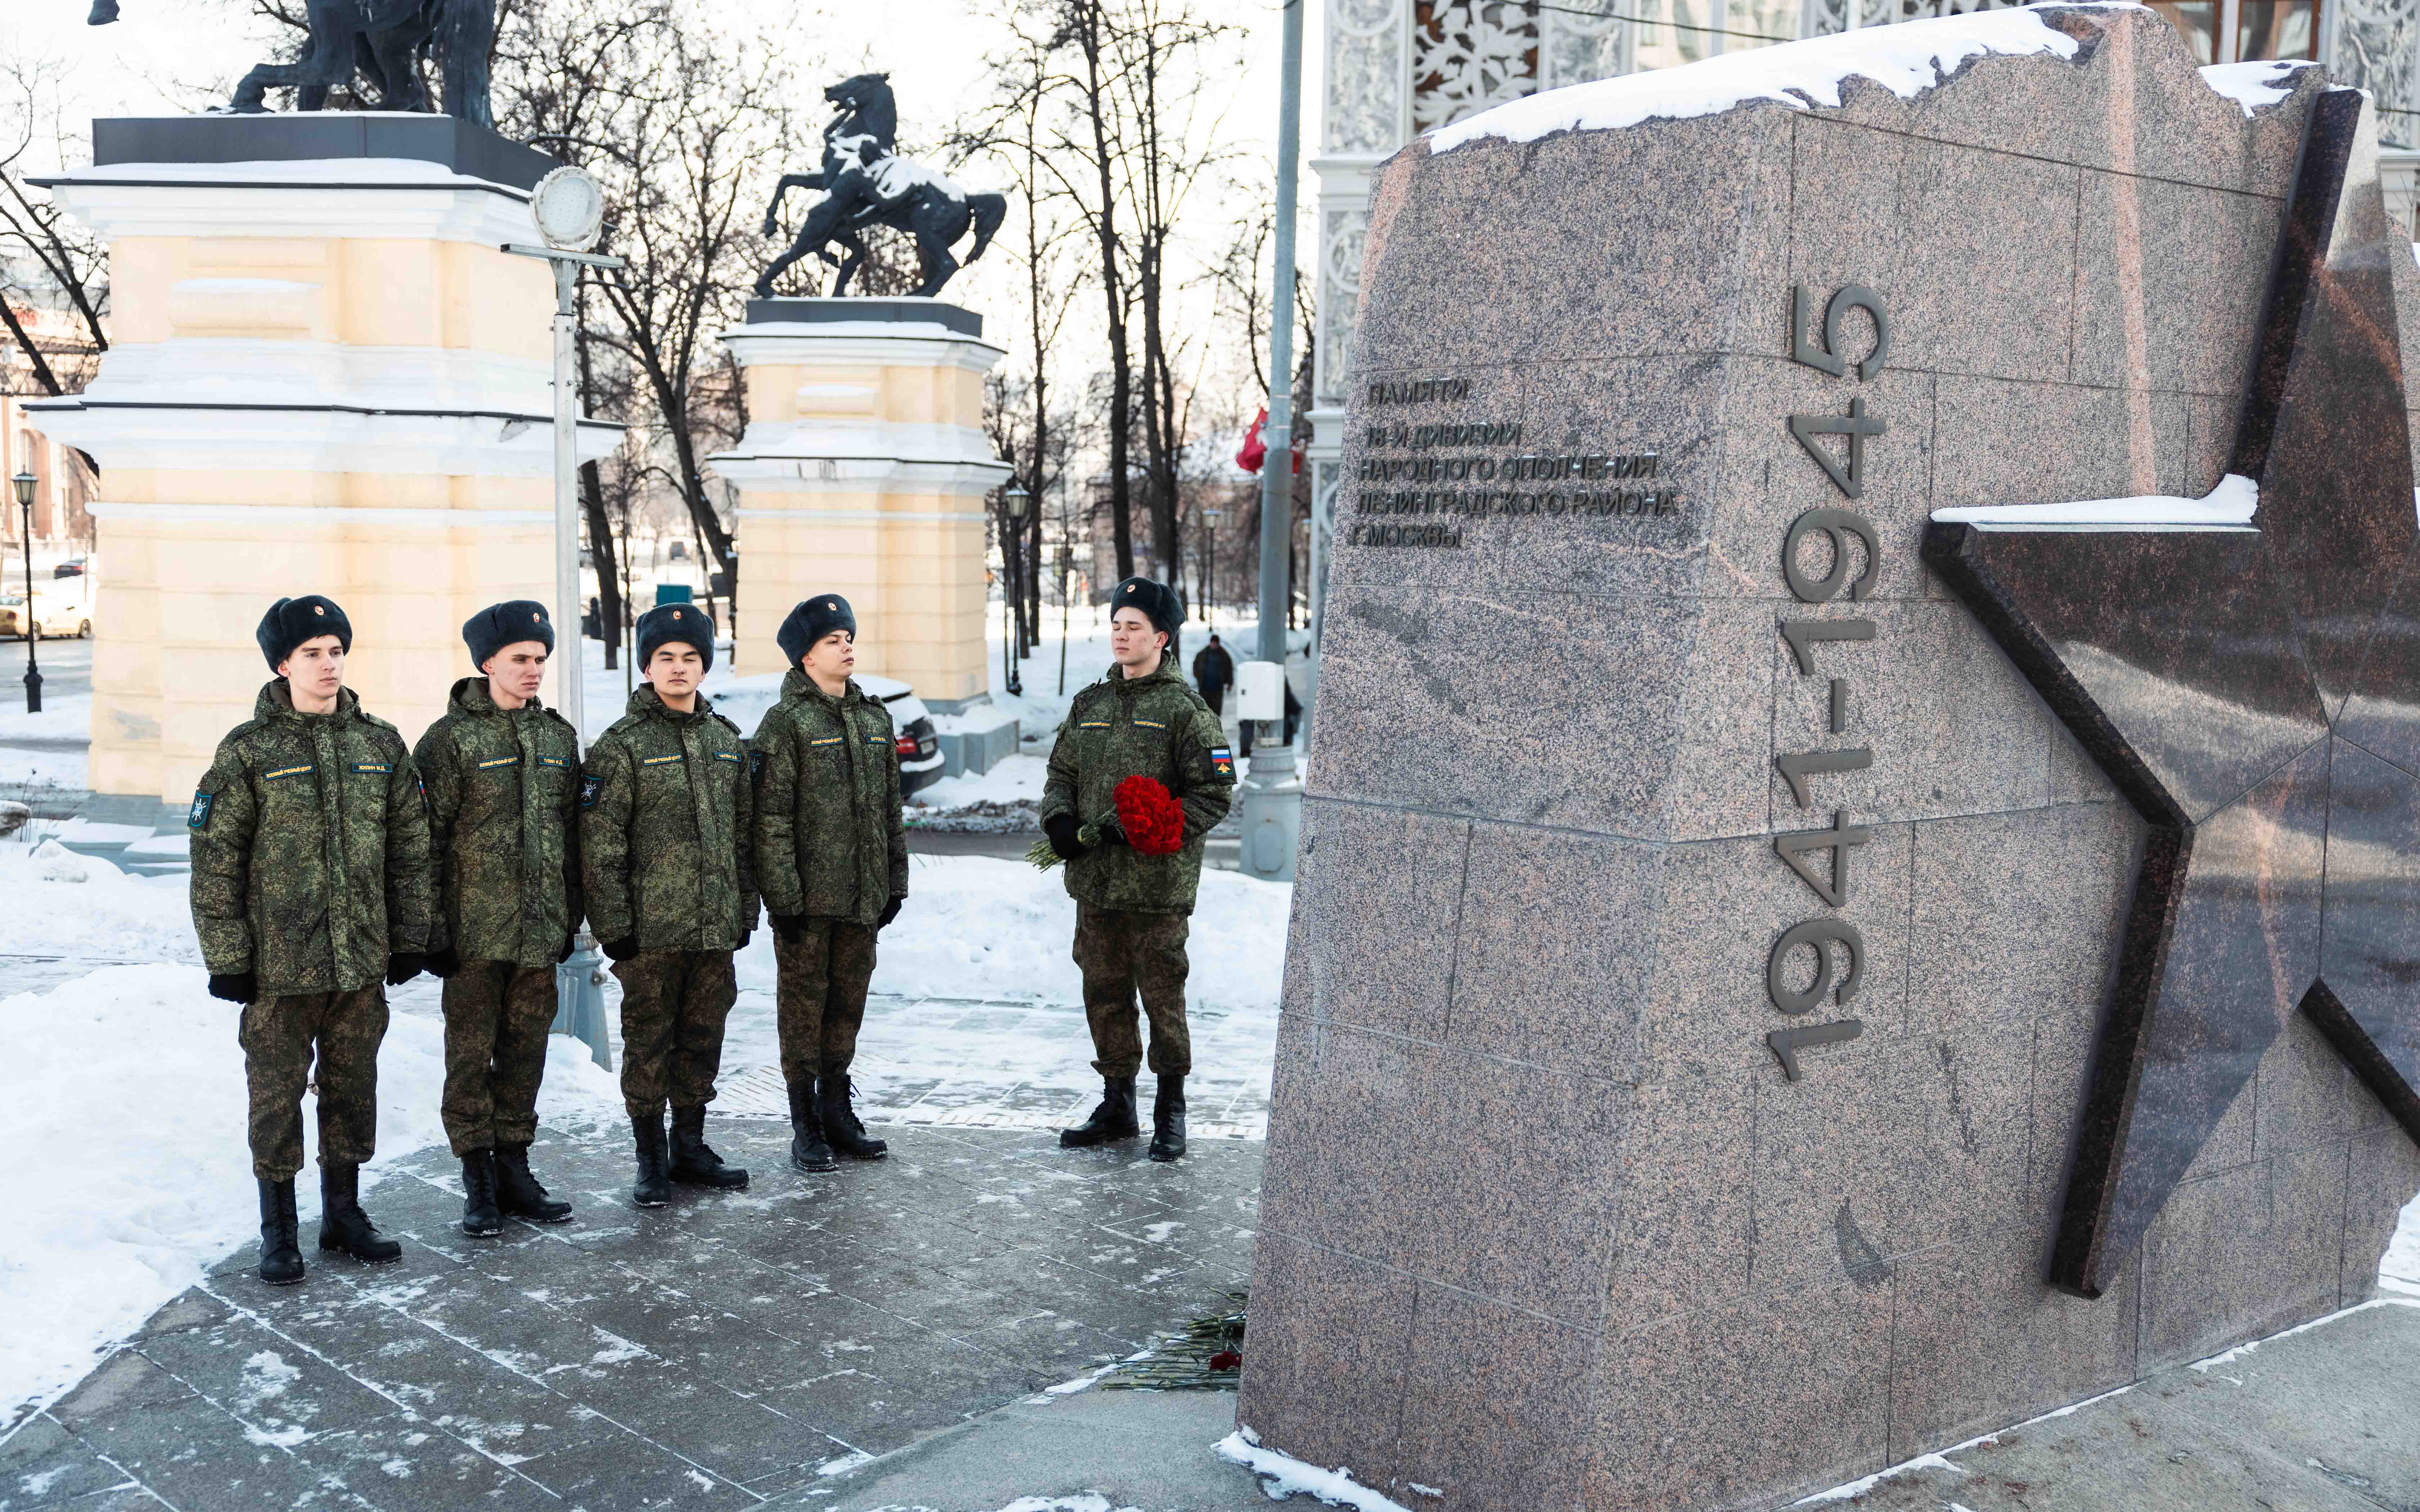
[385,952,425,985]
[207,972,255,1004]
[1044,812,1084,862]
[770,913,806,942]
[425,947,462,979]
[877,896,902,929]
[601,936,639,962]
[1097,820,1128,848]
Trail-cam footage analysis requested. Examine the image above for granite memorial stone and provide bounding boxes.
[1241,7,2420,1509]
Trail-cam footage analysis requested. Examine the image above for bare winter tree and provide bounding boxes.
[0,58,108,403]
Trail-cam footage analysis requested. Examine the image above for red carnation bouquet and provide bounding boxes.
[1027,775,1187,869]
[1113,775,1186,855]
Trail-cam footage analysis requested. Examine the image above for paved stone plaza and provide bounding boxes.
[2,1124,1259,1511]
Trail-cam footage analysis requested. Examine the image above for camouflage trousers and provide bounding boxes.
[614,950,736,1119]
[441,961,557,1156]
[774,920,877,1086]
[1072,903,1192,1079]
[239,987,387,1181]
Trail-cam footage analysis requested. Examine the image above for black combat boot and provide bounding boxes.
[318,1163,404,1264]
[459,1149,504,1237]
[631,1112,672,1208]
[1147,1075,1188,1163]
[1059,1076,1140,1147]
[788,1081,837,1173]
[667,1105,749,1189]
[817,1073,888,1161]
[256,1177,305,1285]
[496,1144,573,1223]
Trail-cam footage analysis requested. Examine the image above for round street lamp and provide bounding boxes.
[11,468,40,713]
[530,165,606,252]
[1002,481,1030,697]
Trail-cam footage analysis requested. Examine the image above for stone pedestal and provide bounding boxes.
[28,114,616,805]
[711,298,1008,706]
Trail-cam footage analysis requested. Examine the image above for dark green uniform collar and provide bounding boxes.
[448,676,551,719]
[1106,658,1183,696]
[256,679,362,724]
[629,683,713,724]
[780,665,871,711]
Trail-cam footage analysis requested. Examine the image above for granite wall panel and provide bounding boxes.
[1585,1278,1894,1512]
[1293,798,1468,1041]
[1394,1286,1601,1512]
[1232,1234,1413,1481]
[1885,1224,2140,1462]
[2069,171,2283,398]
[2138,1143,2350,1370]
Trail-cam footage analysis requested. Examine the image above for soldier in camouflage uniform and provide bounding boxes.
[1041,577,1236,1162]
[582,603,759,1207]
[189,595,435,1284]
[415,601,581,1237]
[750,594,907,1173]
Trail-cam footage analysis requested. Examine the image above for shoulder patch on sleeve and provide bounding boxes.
[749,748,767,782]
[188,791,214,830]
[581,772,604,808]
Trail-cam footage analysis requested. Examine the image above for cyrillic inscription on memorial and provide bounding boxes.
[1350,377,1681,548]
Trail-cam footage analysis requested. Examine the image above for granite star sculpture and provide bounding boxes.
[1923,87,2420,1299]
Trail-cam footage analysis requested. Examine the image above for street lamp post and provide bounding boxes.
[1201,508,1221,630]
[505,165,621,1070]
[10,470,38,714]
[1003,482,1029,697]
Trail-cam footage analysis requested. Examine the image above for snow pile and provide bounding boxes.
[1429,3,2134,151]
[0,964,622,1427]
[0,846,199,963]
[2199,57,2318,116]
[732,855,1290,1012]
[1932,472,2258,531]
[2383,1187,2420,1296]
[1216,1427,1416,1512]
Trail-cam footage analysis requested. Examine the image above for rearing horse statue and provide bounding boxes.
[755,74,1008,301]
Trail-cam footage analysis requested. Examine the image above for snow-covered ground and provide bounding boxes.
[0,838,1291,1432]
[910,753,1050,811]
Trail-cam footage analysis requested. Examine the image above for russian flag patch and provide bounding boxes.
[1211,746,1235,779]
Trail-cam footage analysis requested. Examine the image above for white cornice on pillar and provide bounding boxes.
[718,321,1009,377]
[24,399,619,478]
[37,157,539,246]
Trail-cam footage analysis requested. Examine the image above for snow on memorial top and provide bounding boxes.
[1424,1,2309,151]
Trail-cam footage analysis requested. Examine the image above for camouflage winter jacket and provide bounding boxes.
[414,677,583,968]
[750,668,907,927]
[1040,658,1236,914]
[188,680,436,996]
[581,685,759,953]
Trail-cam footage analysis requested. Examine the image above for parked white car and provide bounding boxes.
[0,586,91,639]
[858,673,946,797]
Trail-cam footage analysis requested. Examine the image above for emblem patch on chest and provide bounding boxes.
[476,756,518,770]
[354,762,393,774]
[537,756,571,768]
[641,753,683,766]
[263,764,313,782]
[714,750,741,764]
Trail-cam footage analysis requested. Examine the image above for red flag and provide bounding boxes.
[1236,406,1268,474]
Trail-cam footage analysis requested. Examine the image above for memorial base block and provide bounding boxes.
[712,298,1008,703]
[1242,10,2420,1511]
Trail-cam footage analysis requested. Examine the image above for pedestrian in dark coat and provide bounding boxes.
[413,601,581,1236]
[750,594,908,1173]
[1190,633,1233,714]
[581,603,759,1207]
[189,595,434,1284]
[1041,577,1235,1162]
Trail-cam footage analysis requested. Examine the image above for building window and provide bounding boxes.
[2147,0,2320,62]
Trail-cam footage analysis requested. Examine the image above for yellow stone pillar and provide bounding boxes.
[711,300,1009,708]
[27,117,616,809]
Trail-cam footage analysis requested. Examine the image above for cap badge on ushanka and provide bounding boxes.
[314,606,326,615]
